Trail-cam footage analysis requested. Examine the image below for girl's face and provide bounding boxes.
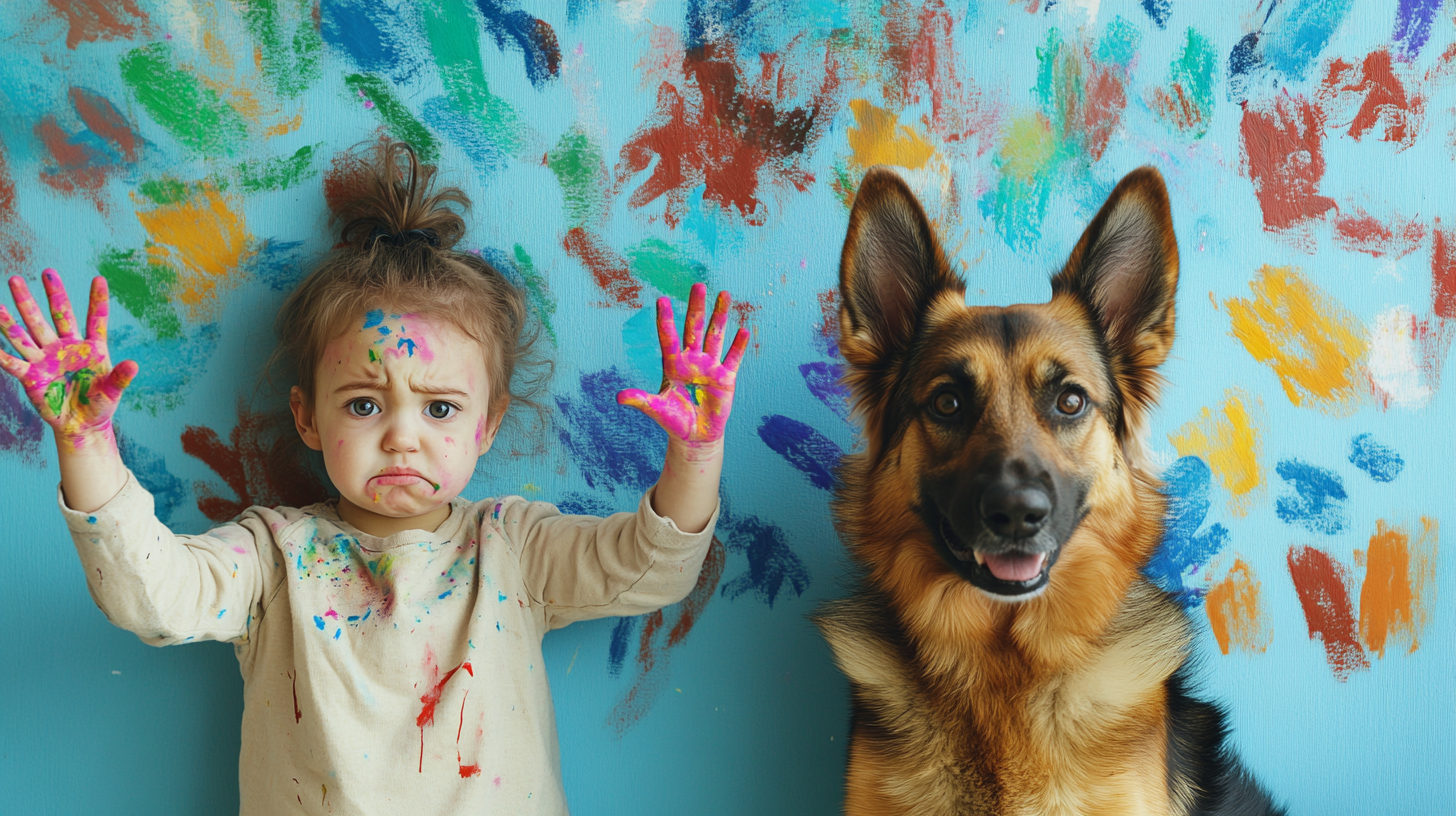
[290,311,500,537]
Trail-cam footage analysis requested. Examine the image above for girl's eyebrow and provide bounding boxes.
[333,377,470,399]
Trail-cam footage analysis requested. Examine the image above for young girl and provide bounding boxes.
[1,142,748,815]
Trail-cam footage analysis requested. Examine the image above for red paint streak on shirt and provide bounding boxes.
[417,662,473,773]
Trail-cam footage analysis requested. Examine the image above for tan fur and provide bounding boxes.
[818,167,1201,816]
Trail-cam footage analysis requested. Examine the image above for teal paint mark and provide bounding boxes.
[118,44,248,157]
[1262,0,1353,82]
[1154,28,1217,139]
[344,74,440,163]
[623,304,665,385]
[514,244,556,344]
[420,0,529,157]
[1097,16,1142,67]
[421,96,506,183]
[110,323,221,415]
[315,615,325,629]
[626,238,711,296]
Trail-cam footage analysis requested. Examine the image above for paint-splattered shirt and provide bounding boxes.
[62,470,717,816]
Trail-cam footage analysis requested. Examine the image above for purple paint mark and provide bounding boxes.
[1141,0,1171,28]
[116,430,188,524]
[473,0,561,88]
[556,367,666,493]
[1145,456,1230,608]
[321,0,423,81]
[1393,0,1443,60]
[1275,459,1348,535]
[1348,433,1404,482]
[757,414,842,491]
[718,512,809,608]
[798,362,850,422]
[0,373,45,465]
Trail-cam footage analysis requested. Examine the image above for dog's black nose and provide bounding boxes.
[981,485,1051,539]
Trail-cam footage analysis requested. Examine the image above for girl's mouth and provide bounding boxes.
[368,468,441,491]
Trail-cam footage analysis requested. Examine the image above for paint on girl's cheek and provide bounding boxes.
[475,416,486,446]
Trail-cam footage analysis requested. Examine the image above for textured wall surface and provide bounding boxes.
[0,1,1452,813]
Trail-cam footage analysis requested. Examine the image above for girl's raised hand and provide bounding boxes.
[617,283,749,449]
[0,269,137,450]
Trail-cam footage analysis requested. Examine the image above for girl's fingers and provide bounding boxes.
[722,327,749,373]
[0,348,26,378]
[85,276,110,343]
[703,290,731,360]
[682,283,707,351]
[9,276,58,349]
[95,359,138,403]
[655,297,682,357]
[0,303,41,360]
[43,268,79,339]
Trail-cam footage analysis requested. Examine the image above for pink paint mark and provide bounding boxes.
[324,609,339,619]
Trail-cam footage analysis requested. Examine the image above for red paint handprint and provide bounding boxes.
[0,269,137,451]
[616,283,748,447]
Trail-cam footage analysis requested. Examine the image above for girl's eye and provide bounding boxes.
[348,398,379,417]
[426,401,457,420]
[931,390,960,418]
[1056,388,1086,416]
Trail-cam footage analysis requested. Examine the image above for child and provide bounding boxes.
[1,141,748,815]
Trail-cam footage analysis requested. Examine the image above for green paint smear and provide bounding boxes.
[119,44,248,157]
[97,247,183,340]
[1097,16,1142,68]
[236,144,321,193]
[70,368,95,406]
[1163,28,1217,139]
[344,74,440,163]
[44,380,64,416]
[546,125,609,230]
[627,238,711,296]
[137,177,190,206]
[420,0,527,156]
[238,0,323,98]
[513,244,556,344]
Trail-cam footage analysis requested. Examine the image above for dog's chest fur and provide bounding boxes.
[816,581,1192,816]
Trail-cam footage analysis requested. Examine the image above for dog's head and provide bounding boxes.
[837,167,1177,602]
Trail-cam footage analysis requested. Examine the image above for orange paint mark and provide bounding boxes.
[846,99,936,169]
[1225,265,1369,414]
[1204,557,1272,655]
[266,114,303,137]
[1168,388,1265,516]
[1360,518,1438,656]
[135,182,253,318]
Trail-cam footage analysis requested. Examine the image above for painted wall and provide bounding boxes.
[0,1,1452,813]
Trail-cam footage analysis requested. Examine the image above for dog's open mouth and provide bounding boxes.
[938,519,1053,597]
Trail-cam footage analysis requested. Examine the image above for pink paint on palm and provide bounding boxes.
[0,270,137,451]
[616,282,749,446]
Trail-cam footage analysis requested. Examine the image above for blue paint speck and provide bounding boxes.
[1275,458,1348,535]
[87,516,96,524]
[314,615,326,630]
[757,414,843,491]
[438,588,453,600]
[217,609,226,618]
[334,628,341,640]
[1349,433,1403,482]
[608,617,634,677]
[362,310,384,329]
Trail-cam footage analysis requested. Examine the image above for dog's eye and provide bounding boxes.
[931,390,960,417]
[1056,389,1085,416]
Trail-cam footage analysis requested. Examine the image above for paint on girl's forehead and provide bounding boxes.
[358,311,436,363]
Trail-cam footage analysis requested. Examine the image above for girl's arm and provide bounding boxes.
[0,270,134,512]
[617,283,749,534]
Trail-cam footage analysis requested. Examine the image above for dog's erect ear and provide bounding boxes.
[839,168,964,367]
[1052,166,1179,423]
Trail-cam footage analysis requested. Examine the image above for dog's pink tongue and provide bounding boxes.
[981,552,1046,582]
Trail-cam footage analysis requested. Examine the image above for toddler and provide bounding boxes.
[0,142,747,815]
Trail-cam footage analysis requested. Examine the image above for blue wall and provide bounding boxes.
[1,1,1452,813]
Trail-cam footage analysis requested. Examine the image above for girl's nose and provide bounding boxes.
[381,416,421,452]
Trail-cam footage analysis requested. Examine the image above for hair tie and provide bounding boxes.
[368,227,439,249]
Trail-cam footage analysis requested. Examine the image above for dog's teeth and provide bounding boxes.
[972,550,986,565]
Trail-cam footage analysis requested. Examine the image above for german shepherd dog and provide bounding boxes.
[813,167,1284,816]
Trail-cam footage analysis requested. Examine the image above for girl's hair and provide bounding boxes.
[273,139,548,429]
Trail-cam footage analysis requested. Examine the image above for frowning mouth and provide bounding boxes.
[368,468,440,491]
[936,517,1056,599]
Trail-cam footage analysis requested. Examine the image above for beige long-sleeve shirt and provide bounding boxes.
[62,471,716,815]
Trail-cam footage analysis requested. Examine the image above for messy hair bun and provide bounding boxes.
[273,138,549,437]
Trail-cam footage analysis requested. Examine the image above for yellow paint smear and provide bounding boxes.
[846,99,936,170]
[1360,517,1438,656]
[998,112,1056,182]
[1204,557,1272,655]
[1225,265,1369,414]
[1168,388,1265,516]
[137,183,253,318]
[266,114,303,137]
